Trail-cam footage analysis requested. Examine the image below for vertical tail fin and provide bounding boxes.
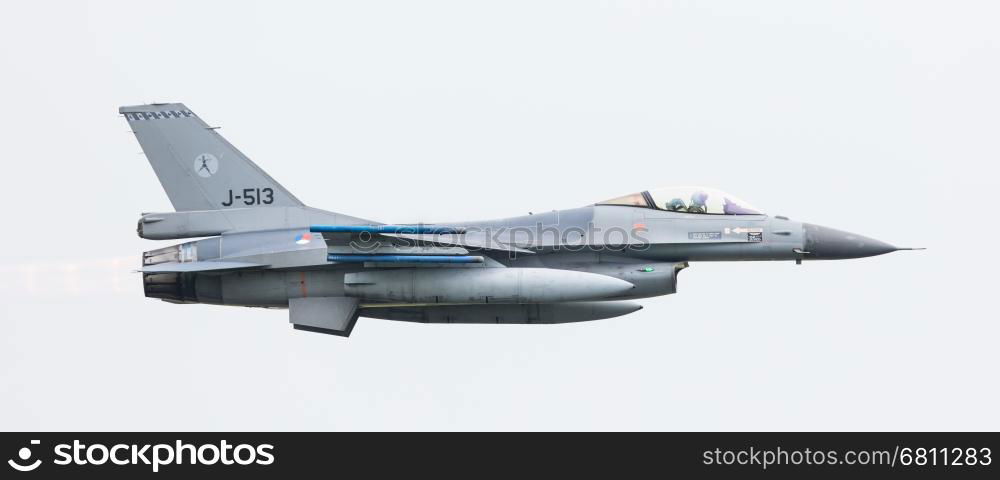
[120,103,304,212]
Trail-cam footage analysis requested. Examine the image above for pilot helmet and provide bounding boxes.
[690,190,709,206]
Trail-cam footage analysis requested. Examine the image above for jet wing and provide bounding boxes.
[140,261,267,273]
[380,232,535,255]
[311,224,536,256]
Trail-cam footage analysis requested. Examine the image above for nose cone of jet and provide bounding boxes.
[803,223,898,260]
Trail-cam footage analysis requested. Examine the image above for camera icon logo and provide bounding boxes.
[8,440,41,472]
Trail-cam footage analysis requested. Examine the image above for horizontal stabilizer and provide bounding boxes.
[140,261,266,273]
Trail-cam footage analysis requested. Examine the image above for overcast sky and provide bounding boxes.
[1,0,997,431]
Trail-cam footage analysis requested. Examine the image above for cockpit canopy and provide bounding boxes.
[597,186,763,215]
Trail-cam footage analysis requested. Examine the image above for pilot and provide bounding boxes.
[723,198,756,215]
[687,191,709,214]
[667,198,687,212]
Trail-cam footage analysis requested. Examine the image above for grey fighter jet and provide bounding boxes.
[123,103,920,337]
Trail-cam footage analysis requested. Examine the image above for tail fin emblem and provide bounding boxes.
[194,153,219,178]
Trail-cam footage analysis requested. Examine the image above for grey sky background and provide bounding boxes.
[1,0,997,431]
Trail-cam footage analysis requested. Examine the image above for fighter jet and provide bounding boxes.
[123,103,920,337]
